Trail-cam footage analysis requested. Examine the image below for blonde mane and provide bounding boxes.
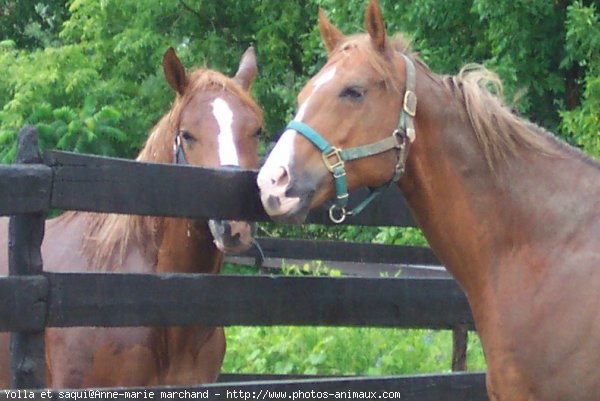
[81,68,262,270]
[450,65,560,175]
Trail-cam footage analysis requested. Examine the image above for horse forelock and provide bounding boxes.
[330,33,424,97]
[170,69,263,136]
[82,67,262,271]
[139,68,263,165]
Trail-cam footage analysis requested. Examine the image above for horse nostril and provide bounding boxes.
[271,166,289,187]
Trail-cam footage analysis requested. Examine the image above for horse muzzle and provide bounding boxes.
[256,164,315,224]
[208,219,256,254]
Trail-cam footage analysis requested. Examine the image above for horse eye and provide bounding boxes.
[253,128,263,139]
[179,130,195,142]
[340,86,365,100]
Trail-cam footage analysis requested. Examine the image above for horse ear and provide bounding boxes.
[162,47,188,96]
[319,8,344,55]
[234,46,258,91]
[365,0,386,53]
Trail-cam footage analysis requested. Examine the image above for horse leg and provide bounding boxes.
[194,327,226,383]
[160,326,226,385]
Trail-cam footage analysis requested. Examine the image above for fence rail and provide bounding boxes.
[0,274,473,331]
[2,149,415,226]
[1,127,487,400]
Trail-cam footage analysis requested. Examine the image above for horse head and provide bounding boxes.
[257,0,415,224]
[162,47,263,252]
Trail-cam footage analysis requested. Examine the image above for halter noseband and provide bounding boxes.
[286,54,417,223]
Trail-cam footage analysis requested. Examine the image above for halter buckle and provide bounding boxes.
[403,90,417,117]
[322,147,344,173]
[392,129,408,149]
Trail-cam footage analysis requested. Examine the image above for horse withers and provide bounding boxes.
[257,1,600,400]
[0,46,263,388]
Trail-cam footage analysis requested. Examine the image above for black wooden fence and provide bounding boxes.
[0,127,488,400]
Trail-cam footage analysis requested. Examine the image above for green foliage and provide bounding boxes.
[281,260,342,277]
[1,0,598,163]
[560,1,600,157]
[471,0,567,128]
[223,326,486,375]
[374,227,428,247]
[0,1,68,49]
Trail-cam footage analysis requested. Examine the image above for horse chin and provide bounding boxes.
[267,196,312,225]
[208,219,256,254]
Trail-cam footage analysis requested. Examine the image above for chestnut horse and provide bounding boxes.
[257,1,600,400]
[0,46,263,388]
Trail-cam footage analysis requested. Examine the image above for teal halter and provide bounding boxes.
[286,54,417,223]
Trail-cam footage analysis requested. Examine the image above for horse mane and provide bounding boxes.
[80,68,262,271]
[448,65,566,175]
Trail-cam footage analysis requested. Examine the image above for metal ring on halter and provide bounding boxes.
[329,204,348,224]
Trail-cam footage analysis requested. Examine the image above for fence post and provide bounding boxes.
[452,325,468,372]
[8,126,47,388]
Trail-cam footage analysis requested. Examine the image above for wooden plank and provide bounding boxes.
[8,126,48,388]
[0,165,52,216]
[45,273,473,329]
[0,276,48,332]
[45,150,416,226]
[46,150,269,221]
[241,237,440,266]
[17,372,488,400]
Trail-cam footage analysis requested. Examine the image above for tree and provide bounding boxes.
[560,1,600,156]
[0,0,598,163]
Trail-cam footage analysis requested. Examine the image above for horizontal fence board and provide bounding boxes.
[0,276,48,331]
[45,150,416,226]
[8,373,488,401]
[0,164,52,216]
[45,150,269,221]
[42,273,473,329]
[241,237,440,266]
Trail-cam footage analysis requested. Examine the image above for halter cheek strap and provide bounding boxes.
[287,53,417,223]
[173,133,188,165]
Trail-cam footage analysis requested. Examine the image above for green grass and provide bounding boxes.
[222,326,486,376]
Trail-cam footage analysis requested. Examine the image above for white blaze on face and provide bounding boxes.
[212,97,239,166]
[266,67,338,169]
[257,66,338,215]
[294,66,337,122]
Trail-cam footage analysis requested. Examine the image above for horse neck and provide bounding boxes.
[398,68,600,298]
[155,218,223,274]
